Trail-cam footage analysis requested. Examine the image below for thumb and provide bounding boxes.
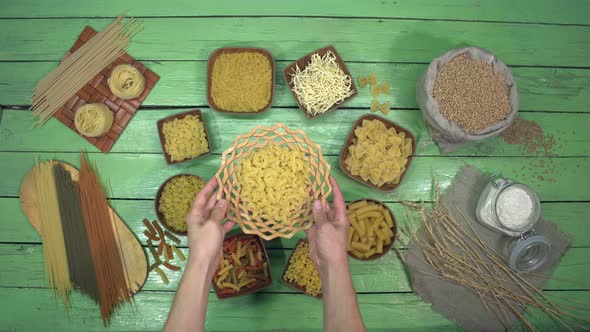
[312,200,328,225]
[209,199,227,223]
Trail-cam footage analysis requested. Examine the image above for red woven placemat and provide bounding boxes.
[53,26,159,153]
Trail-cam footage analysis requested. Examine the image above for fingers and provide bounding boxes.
[209,199,227,223]
[190,177,218,215]
[204,192,218,216]
[222,220,236,234]
[312,200,329,226]
[329,176,348,224]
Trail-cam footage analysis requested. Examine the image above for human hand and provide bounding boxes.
[186,178,235,276]
[306,176,350,275]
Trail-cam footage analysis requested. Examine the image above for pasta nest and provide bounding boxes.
[215,123,332,240]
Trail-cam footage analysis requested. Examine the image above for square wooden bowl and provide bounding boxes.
[154,173,205,235]
[213,234,272,299]
[207,47,275,114]
[280,239,322,299]
[157,109,211,165]
[346,199,396,261]
[339,114,416,192]
[283,45,357,119]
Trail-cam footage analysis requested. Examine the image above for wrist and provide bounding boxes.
[187,254,218,279]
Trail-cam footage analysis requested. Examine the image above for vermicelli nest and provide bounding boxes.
[237,144,311,225]
[158,175,205,232]
[74,103,113,137]
[108,64,145,100]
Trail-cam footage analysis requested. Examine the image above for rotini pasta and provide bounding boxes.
[237,144,311,224]
[162,114,209,163]
[214,235,270,296]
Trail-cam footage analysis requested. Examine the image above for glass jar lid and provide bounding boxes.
[508,235,551,273]
[493,183,541,234]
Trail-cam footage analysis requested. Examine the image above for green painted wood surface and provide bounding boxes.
[2,62,590,111]
[2,18,590,66]
[0,152,587,201]
[0,2,589,331]
[2,0,590,25]
[2,109,588,155]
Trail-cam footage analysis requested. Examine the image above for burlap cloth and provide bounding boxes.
[405,165,571,331]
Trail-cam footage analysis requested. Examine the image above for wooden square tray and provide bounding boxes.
[53,26,160,153]
[280,239,322,299]
[213,233,272,299]
[207,47,275,114]
[339,114,416,192]
[156,109,212,164]
[346,199,396,261]
[283,45,357,119]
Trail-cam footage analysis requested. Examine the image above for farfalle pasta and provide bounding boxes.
[344,119,413,187]
[237,144,311,224]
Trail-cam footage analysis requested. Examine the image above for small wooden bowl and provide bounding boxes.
[280,239,322,299]
[157,109,211,165]
[213,233,273,299]
[154,173,205,235]
[207,47,275,114]
[339,114,417,192]
[283,45,358,119]
[347,199,396,261]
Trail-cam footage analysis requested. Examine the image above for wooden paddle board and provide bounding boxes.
[20,161,147,294]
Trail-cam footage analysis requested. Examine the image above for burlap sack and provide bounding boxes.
[416,46,519,153]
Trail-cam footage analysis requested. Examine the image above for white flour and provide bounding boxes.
[496,186,533,229]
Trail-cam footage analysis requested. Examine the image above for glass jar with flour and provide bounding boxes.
[476,174,550,273]
[476,174,541,236]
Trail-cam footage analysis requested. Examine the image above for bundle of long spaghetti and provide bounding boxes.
[31,15,142,126]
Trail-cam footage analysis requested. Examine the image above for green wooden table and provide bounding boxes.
[1,1,589,330]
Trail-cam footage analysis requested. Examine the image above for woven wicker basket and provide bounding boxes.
[215,123,332,240]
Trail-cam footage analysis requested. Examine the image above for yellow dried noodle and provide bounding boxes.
[284,241,321,296]
[34,161,73,307]
[108,64,145,100]
[74,103,114,137]
[158,175,206,232]
[345,119,413,187]
[162,115,209,162]
[31,16,142,126]
[210,51,272,112]
[237,144,311,224]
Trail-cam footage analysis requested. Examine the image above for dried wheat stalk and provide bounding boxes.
[398,187,589,332]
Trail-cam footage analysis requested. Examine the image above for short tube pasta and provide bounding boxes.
[346,200,395,259]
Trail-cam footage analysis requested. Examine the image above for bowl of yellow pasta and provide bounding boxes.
[340,114,416,192]
[346,199,396,260]
[215,123,332,241]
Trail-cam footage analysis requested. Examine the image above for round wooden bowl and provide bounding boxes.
[346,198,396,261]
[154,173,205,236]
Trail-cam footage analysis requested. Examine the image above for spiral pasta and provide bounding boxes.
[74,103,113,137]
[108,64,145,100]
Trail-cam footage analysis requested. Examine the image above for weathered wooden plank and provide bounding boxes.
[0,153,586,201]
[1,109,587,156]
[0,286,587,331]
[1,243,587,293]
[1,18,589,66]
[0,287,461,331]
[2,0,589,25]
[2,198,588,247]
[1,62,589,112]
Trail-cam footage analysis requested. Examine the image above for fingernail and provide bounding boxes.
[218,199,227,208]
[313,200,322,210]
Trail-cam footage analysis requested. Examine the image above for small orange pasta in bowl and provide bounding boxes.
[346,199,396,260]
[212,234,272,299]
